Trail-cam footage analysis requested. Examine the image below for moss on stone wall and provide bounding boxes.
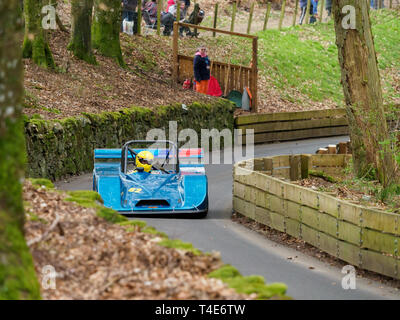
[25,100,235,180]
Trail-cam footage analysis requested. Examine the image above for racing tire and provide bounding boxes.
[196,210,208,219]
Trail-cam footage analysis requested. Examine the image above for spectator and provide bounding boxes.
[370,0,384,9]
[309,0,319,24]
[166,0,175,13]
[168,0,186,20]
[161,12,175,36]
[121,0,138,33]
[183,0,190,18]
[325,0,332,17]
[143,0,157,25]
[299,0,308,25]
[141,0,174,35]
[299,0,318,25]
[193,46,211,95]
[180,3,205,37]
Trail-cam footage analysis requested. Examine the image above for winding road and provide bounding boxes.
[56,136,400,300]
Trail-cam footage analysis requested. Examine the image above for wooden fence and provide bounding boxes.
[233,154,400,280]
[236,108,349,144]
[205,0,400,34]
[173,22,259,111]
[177,55,253,99]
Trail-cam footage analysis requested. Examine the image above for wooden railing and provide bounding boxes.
[177,55,253,99]
[172,22,258,111]
[235,109,349,144]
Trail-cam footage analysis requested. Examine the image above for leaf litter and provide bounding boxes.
[23,182,250,300]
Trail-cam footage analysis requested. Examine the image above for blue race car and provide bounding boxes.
[93,140,208,217]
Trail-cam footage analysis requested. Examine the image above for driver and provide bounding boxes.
[135,150,154,173]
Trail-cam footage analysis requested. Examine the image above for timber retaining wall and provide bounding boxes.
[233,154,400,279]
[235,109,349,144]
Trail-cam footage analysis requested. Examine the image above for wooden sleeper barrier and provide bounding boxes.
[233,154,400,280]
[236,109,349,144]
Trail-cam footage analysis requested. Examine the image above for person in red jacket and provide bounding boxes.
[166,0,175,12]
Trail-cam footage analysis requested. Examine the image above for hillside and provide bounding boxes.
[23,3,400,120]
[178,8,400,113]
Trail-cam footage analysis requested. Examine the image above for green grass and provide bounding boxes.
[180,9,399,108]
[208,264,290,299]
[256,9,400,106]
[158,239,202,255]
[29,178,55,189]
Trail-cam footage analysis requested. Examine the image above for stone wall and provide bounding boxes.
[25,100,235,180]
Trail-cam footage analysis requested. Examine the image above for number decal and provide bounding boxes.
[128,188,142,193]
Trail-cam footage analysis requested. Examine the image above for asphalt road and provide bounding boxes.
[56,136,400,300]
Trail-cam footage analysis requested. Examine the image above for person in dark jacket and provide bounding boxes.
[143,0,157,25]
[299,0,308,25]
[299,0,318,25]
[121,0,138,33]
[325,0,332,17]
[193,46,210,94]
[309,0,318,24]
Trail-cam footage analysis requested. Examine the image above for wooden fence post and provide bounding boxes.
[279,0,286,30]
[194,4,199,37]
[263,2,271,30]
[292,0,299,26]
[213,3,219,37]
[301,155,311,179]
[290,155,300,181]
[137,0,142,35]
[231,2,237,32]
[338,142,348,154]
[247,2,255,34]
[177,1,181,22]
[157,0,161,35]
[319,0,325,23]
[172,22,179,84]
[305,0,311,25]
[389,0,392,8]
[251,37,258,112]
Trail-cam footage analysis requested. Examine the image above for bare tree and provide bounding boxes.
[0,0,41,299]
[92,0,124,66]
[22,0,55,68]
[68,0,97,64]
[332,0,399,187]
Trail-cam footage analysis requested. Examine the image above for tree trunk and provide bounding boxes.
[332,0,399,187]
[92,0,124,67]
[22,0,55,69]
[0,0,41,299]
[68,0,96,64]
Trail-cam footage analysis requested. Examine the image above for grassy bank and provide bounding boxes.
[179,9,400,111]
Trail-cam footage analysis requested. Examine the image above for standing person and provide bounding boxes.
[183,0,190,18]
[325,0,332,17]
[299,0,318,25]
[193,46,211,95]
[143,0,157,24]
[121,0,138,33]
[309,0,319,24]
[168,0,185,20]
[166,0,175,13]
[299,0,308,25]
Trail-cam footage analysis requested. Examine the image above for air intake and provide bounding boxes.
[136,199,170,207]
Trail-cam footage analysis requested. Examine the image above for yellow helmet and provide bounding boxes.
[136,151,154,173]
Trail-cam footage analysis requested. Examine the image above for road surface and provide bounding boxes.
[56,136,400,300]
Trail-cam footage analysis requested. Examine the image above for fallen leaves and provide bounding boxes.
[24,182,249,300]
